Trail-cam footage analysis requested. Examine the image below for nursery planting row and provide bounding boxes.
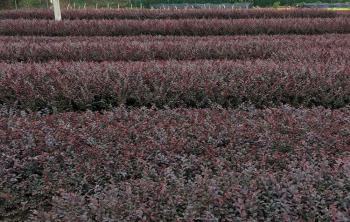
[1,107,349,220]
[1,18,349,36]
[2,33,350,47]
[1,60,349,111]
[1,36,349,62]
[2,33,349,43]
[0,9,347,20]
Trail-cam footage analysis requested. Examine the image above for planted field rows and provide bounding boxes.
[1,60,349,111]
[1,8,350,221]
[1,8,348,20]
[1,35,350,62]
[1,18,350,36]
[1,107,349,220]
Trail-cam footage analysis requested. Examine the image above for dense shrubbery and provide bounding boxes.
[1,35,349,62]
[1,8,349,221]
[0,8,346,20]
[1,107,349,221]
[4,33,349,43]
[0,60,349,111]
[1,18,349,36]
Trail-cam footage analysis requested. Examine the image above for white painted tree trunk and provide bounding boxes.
[52,0,61,21]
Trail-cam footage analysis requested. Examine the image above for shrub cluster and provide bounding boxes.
[1,107,349,221]
[0,60,349,111]
[1,18,349,36]
[1,35,349,62]
[0,8,346,20]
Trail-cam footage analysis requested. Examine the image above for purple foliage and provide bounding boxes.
[1,18,350,36]
[0,107,349,221]
[0,34,349,62]
[0,8,346,20]
[0,60,349,111]
[1,8,349,222]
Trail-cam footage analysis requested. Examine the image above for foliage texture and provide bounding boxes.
[1,18,350,36]
[0,107,349,221]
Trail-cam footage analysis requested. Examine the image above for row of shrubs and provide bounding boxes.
[1,18,349,36]
[2,33,348,43]
[1,107,349,221]
[0,8,347,20]
[1,35,349,62]
[1,60,349,111]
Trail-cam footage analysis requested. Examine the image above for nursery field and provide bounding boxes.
[0,8,349,221]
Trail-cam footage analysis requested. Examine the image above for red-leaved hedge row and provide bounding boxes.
[1,60,349,111]
[2,33,349,43]
[0,8,347,20]
[1,18,349,36]
[1,35,349,62]
[0,107,349,220]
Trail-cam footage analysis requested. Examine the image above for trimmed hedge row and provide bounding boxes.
[2,33,349,43]
[1,18,349,36]
[0,8,346,20]
[1,107,349,220]
[1,35,349,62]
[1,60,349,111]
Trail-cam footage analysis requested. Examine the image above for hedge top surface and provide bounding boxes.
[1,17,349,36]
[0,8,348,20]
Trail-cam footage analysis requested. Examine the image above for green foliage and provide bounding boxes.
[273,1,280,7]
[20,0,46,7]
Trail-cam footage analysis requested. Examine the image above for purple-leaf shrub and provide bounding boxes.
[0,8,346,20]
[0,60,349,111]
[1,18,349,36]
[0,107,349,220]
[0,34,349,62]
